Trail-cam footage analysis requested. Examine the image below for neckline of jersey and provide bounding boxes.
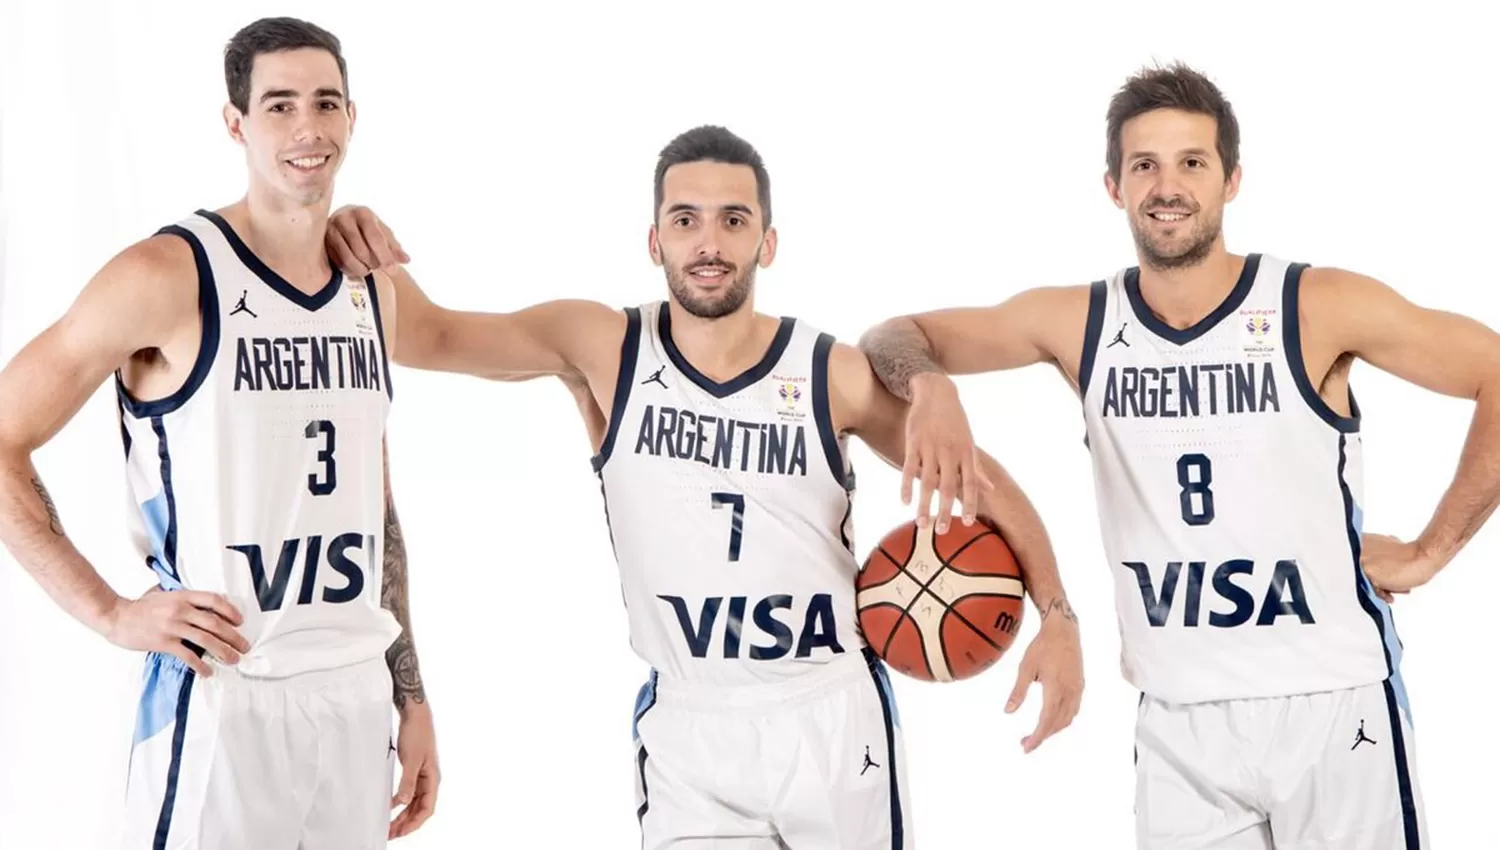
[656,302,797,399]
[1123,253,1263,346]
[195,209,344,312]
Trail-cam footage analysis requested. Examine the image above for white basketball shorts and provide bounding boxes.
[1134,676,1427,849]
[121,651,396,849]
[630,648,912,849]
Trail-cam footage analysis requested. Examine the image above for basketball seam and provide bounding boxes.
[941,598,1011,659]
[874,544,917,662]
[869,526,1020,682]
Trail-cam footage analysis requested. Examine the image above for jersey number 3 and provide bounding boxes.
[1176,453,1214,526]
[306,420,337,496]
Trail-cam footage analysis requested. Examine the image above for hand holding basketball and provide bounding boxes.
[902,374,993,534]
[857,516,1025,683]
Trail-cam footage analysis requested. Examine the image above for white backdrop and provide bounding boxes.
[2,2,1497,847]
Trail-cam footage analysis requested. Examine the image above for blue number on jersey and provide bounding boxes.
[1176,453,1214,526]
[306,420,337,496]
[711,491,745,561]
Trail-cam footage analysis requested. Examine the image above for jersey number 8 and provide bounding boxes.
[1176,453,1214,526]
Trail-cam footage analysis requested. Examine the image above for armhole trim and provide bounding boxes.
[591,307,642,472]
[116,226,221,419]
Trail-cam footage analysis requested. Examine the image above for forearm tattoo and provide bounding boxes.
[858,322,943,402]
[1039,596,1078,625]
[31,476,64,536]
[381,495,425,709]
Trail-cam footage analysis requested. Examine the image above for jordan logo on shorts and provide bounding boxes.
[230,289,257,319]
[1351,719,1377,750]
[860,745,881,775]
[1107,322,1130,348]
[641,366,668,389]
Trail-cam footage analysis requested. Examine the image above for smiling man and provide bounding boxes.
[857,62,1500,848]
[0,17,438,849]
[322,124,1085,849]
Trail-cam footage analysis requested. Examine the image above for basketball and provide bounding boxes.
[856,517,1026,683]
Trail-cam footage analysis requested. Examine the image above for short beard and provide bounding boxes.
[1132,203,1221,271]
[665,253,758,319]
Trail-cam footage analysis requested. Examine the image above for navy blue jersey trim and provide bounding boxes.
[591,307,642,473]
[1281,262,1360,433]
[151,667,195,850]
[811,332,852,490]
[116,226,221,419]
[1124,253,1261,345]
[864,648,904,848]
[150,417,181,581]
[196,209,342,311]
[365,273,394,401]
[1340,435,1394,678]
[1381,679,1421,848]
[1078,279,1108,398]
[631,672,658,828]
[658,303,795,399]
[118,395,133,459]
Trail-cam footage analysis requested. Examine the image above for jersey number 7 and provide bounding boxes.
[711,491,745,561]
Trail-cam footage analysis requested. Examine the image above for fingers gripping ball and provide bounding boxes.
[856,518,1025,682]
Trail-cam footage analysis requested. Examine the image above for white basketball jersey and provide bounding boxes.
[594,301,863,686]
[116,210,401,679]
[1079,253,1404,705]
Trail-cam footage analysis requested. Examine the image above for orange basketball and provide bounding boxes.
[856,517,1026,682]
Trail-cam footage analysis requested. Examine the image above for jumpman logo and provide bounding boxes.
[641,366,668,389]
[229,289,257,318]
[1351,719,1377,750]
[387,737,397,757]
[860,745,881,775]
[1107,322,1130,348]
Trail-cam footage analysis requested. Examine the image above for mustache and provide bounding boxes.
[1141,197,1198,214]
[685,259,737,273]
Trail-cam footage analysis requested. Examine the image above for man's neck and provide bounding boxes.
[1135,244,1244,331]
[229,185,336,294]
[667,299,776,382]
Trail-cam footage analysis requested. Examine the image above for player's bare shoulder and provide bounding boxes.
[1289,265,1396,362]
[560,299,631,377]
[1011,283,1095,380]
[110,232,202,322]
[84,231,204,356]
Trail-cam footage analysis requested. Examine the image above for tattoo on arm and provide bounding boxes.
[31,476,64,536]
[859,320,943,402]
[1039,596,1078,625]
[382,492,426,709]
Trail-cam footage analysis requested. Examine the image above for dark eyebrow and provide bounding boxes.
[665,203,754,216]
[259,88,345,103]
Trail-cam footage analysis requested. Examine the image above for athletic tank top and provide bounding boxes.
[1078,253,1405,705]
[116,210,401,679]
[593,301,862,686]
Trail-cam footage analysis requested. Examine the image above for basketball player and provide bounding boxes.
[0,18,438,848]
[857,62,1500,848]
[323,125,1085,848]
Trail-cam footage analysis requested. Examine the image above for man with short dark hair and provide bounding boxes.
[325,123,1085,849]
[0,17,438,848]
[857,61,1500,847]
